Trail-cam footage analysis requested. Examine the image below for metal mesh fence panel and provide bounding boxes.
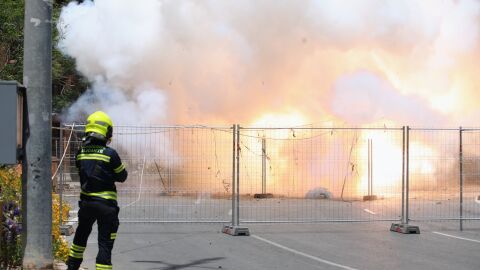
[460,129,480,222]
[408,128,461,221]
[57,125,234,223]
[237,127,404,223]
[54,125,480,225]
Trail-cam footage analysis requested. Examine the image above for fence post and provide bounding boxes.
[254,136,273,199]
[390,126,419,234]
[401,126,406,224]
[59,124,64,226]
[236,124,241,226]
[371,140,374,197]
[222,124,250,236]
[231,124,236,226]
[405,126,410,225]
[459,127,463,231]
[262,137,266,194]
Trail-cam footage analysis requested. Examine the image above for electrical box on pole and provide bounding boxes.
[0,81,26,165]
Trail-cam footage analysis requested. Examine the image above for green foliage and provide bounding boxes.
[0,165,72,265]
[0,0,24,83]
[52,194,71,262]
[0,166,21,208]
[0,0,88,113]
[0,166,22,268]
[52,0,89,112]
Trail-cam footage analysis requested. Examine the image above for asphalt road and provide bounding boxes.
[68,222,480,270]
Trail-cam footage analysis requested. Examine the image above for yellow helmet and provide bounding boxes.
[85,111,113,140]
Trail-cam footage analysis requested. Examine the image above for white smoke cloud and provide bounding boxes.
[331,71,443,126]
[57,0,480,126]
[65,81,167,125]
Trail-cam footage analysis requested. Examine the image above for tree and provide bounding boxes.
[0,0,88,113]
[0,0,24,82]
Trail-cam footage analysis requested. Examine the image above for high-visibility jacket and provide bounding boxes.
[76,137,127,204]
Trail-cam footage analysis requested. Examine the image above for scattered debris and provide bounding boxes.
[305,187,331,199]
[254,193,273,199]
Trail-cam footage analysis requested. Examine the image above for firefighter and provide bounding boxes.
[67,111,127,270]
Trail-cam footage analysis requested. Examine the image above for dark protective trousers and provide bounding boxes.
[67,200,119,270]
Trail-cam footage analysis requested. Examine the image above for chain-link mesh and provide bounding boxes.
[54,125,480,225]
[407,128,461,222]
[56,125,234,223]
[238,127,404,223]
[460,129,480,223]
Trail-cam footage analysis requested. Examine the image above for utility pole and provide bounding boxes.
[22,0,53,269]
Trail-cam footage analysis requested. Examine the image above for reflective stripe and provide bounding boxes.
[94,120,110,127]
[81,190,117,201]
[69,252,83,259]
[96,264,113,269]
[113,163,125,173]
[69,243,85,259]
[69,249,84,259]
[71,244,86,252]
[110,233,117,240]
[78,153,111,163]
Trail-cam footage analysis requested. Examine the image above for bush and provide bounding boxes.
[52,194,70,262]
[0,166,22,268]
[0,166,72,267]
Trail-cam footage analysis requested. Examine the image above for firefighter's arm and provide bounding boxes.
[75,149,81,169]
[110,150,128,182]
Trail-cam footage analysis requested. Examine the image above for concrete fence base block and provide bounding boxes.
[363,195,378,201]
[222,225,250,236]
[253,193,274,199]
[390,223,420,234]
